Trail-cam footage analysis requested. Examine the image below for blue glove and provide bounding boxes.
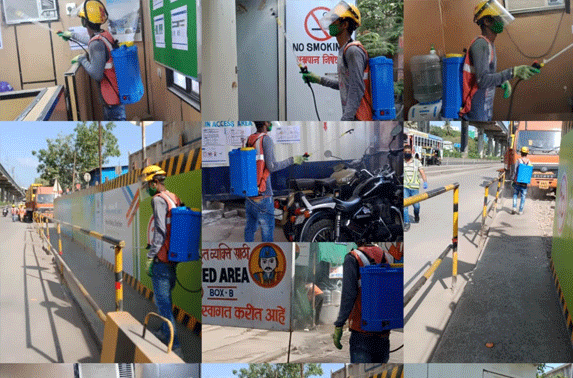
[423,182,428,190]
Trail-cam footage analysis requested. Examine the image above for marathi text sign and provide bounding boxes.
[202,242,294,331]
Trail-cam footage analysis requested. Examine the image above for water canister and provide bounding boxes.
[410,48,442,104]
[331,289,342,305]
[228,148,258,197]
[360,264,403,332]
[168,207,201,262]
[442,54,464,119]
[111,44,144,104]
[370,56,396,120]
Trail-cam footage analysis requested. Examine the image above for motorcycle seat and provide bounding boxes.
[309,196,335,206]
[314,178,337,190]
[289,178,316,191]
[334,196,361,212]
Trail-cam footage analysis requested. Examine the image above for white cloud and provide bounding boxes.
[17,157,38,168]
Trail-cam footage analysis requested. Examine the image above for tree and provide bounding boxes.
[233,364,323,378]
[357,0,403,57]
[34,177,50,186]
[32,122,120,190]
[536,363,546,378]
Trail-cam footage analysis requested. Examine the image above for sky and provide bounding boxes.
[201,363,345,378]
[0,121,162,188]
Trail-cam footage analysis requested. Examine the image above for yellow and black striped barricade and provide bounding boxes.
[480,170,505,235]
[35,213,126,312]
[348,364,404,378]
[404,183,460,307]
[101,311,183,363]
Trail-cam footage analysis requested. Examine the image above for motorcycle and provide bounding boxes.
[279,147,378,242]
[296,126,404,242]
[2,208,8,217]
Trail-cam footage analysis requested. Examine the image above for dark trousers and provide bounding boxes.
[349,331,390,363]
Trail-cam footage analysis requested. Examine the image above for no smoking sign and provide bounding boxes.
[304,7,332,42]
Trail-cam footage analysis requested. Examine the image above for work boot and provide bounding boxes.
[414,214,420,223]
[512,207,517,214]
[519,210,523,215]
[404,223,410,232]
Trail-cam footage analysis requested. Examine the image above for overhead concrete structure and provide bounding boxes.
[0,163,25,202]
[468,121,509,157]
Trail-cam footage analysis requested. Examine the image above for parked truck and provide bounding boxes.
[504,121,561,197]
[24,183,55,222]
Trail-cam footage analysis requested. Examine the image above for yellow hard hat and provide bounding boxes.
[474,0,514,26]
[77,0,108,24]
[319,1,361,29]
[520,146,529,154]
[141,165,166,182]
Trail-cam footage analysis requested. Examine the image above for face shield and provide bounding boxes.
[474,0,515,27]
[319,1,353,29]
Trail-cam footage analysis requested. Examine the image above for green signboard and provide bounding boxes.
[552,130,573,314]
[149,0,199,79]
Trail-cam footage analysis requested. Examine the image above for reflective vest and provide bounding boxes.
[343,41,373,121]
[460,36,494,116]
[89,31,120,106]
[154,191,182,263]
[246,132,270,195]
[348,245,384,333]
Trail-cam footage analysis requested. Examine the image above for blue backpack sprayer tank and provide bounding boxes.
[112,42,145,104]
[360,263,403,332]
[370,56,396,120]
[228,147,258,197]
[168,207,201,262]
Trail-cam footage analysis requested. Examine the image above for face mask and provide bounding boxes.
[405,153,412,160]
[267,123,273,132]
[491,21,504,34]
[147,186,158,197]
[329,23,341,37]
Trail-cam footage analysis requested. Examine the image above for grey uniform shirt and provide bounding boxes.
[464,37,513,122]
[320,39,368,121]
[334,253,359,327]
[147,194,169,259]
[72,31,110,106]
[256,134,293,197]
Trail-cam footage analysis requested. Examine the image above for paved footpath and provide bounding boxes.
[431,194,573,362]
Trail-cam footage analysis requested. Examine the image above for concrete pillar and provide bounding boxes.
[494,139,501,156]
[488,135,494,157]
[461,120,469,156]
[477,128,485,158]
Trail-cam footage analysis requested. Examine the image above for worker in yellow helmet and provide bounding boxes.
[140,164,183,355]
[57,0,125,121]
[512,146,533,215]
[301,1,373,121]
[460,0,540,121]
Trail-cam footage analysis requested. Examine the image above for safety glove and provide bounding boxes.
[57,31,73,41]
[513,65,540,80]
[302,72,321,84]
[145,257,154,277]
[423,182,428,190]
[293,155,309,165]
[500,81,512,99]
[332,326,343,349]
[71,54,85,65]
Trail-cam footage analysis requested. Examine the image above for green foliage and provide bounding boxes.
[32,122,119,190]
[536,363,546,378]
[34,177,50,185]
[233,364,323,378]
[357,0,403,57]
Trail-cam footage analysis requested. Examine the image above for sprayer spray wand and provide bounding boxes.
[7,5,89,55]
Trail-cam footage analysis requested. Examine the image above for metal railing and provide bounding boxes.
[404,183,460,307]
[34,212,125,313]
[480,170,505,235]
